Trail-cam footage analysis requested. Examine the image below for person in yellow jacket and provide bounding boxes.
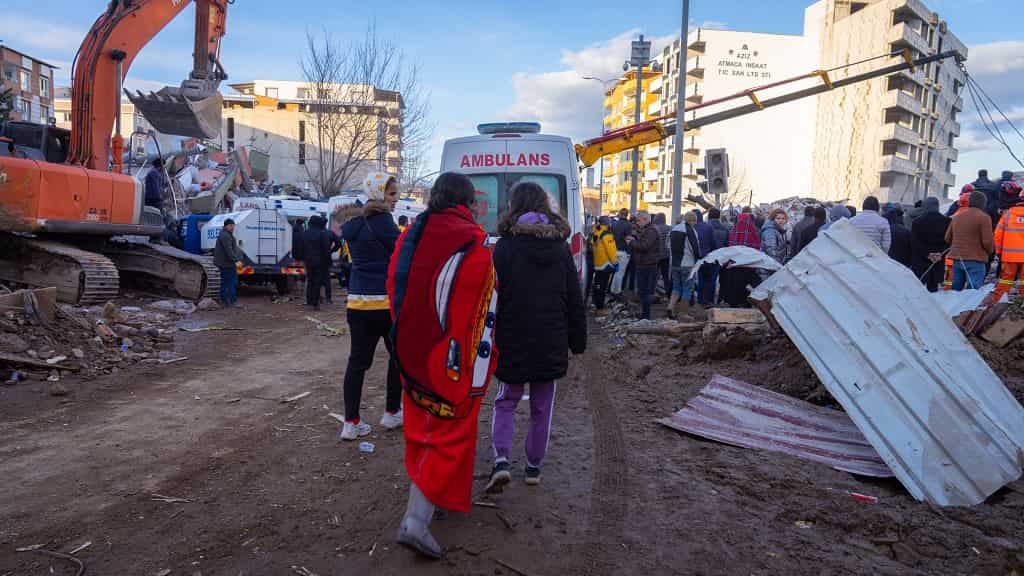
[590,216,619,315]
[993,181,1024,302]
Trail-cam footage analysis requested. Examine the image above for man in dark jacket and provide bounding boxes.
[609,209,633,298]
[626,211,660,319]
[691,210,714,307]
[911,197,949,292]
[794,206,827,254]
[790,206,816,255]
[972,169,1001,225]
[883,204,913,267]
[144,158,165,211]
[321,225,341,304]
[302,215,333,310]
[653,213,671,296]
[703,208,730,306]
[213,218,242,307]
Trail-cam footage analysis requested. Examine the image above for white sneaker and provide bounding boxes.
[380,411,404,430]
[340,421,372,441]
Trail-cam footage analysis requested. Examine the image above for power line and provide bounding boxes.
[968,75,1024,145]
[966,73,1024,169]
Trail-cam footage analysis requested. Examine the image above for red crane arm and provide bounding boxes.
[69,0,228,170]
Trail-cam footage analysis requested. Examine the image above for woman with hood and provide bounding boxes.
[485,182,586,494]
[388,172,499,558]
[760,208,789,264]
[337,174,402,440]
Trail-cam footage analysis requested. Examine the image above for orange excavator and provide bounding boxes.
[0,0,229,304]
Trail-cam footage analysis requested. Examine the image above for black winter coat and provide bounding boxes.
[292,221,305,261]
[888,222,913,267]
[911,211,949,272]
[493,219,586,385]
[302,217,333,268]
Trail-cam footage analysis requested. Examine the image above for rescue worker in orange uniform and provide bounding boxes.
[943,184,974,291]
[993,180,1024,301]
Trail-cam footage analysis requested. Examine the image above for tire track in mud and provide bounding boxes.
[574,344,629,574]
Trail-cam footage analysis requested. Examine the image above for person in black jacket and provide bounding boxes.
[485,182,586,493]
[291,218,306,263]
[302,215,333,310]
[911,197,949,292]
[884,203,913,268]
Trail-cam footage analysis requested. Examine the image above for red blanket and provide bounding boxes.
[388,205,498,512]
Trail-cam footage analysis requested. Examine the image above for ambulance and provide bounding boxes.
[439,122,587,282]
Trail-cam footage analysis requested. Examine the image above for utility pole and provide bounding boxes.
[670,0,691,223]
[625,35,656,214]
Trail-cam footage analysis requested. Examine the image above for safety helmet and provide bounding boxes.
[1002,180,1023,197]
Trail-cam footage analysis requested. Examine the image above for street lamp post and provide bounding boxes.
[581,76,622,217]
[670,0,691,223]
[624,35,657,215]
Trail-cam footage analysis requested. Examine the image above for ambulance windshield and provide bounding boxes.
[467,173,567,235]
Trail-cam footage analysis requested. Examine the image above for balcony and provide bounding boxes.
[687,30,706,57]
[644,146,660,160]
[649,75,664,93]
[895,0,933,24]
[889,22,930,56]
[947,148,958,162]
[881,123,920,145]
[895,66,927,87]
[648,100,662,116]
[885,89,923,114]
[952,96,963,111]
[879,155,919,175]
[951,121,960,136]
[644,169,660,182]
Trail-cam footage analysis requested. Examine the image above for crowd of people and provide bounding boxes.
[585,168,1024,319]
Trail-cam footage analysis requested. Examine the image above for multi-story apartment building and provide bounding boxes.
[222,80,402,196]
[621,0,966,210]
[1,43,56,124]
[602,69,661,212]
[812,0,967,204]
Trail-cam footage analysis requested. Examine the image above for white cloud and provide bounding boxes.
[967,41,1024,76]
[0,14,85,54]
[501,29,679,143]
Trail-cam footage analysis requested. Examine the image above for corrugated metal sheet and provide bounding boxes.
[749,219,1024,506]
[930,285,993,317]
[658,374,893,477]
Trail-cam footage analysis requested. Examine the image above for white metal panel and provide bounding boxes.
[750,219,1024,506]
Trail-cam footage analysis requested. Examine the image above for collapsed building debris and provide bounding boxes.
[659,374,892,477]
[749,219,1024,507]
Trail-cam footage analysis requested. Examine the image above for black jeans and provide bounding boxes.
[636,266,658,319]
[625,256,636,292]
[592,268,613,310]
[306,265,326,307]
[321,268,333,303]
[698,263,716,305]
[914,261,945,293]
[343,308,402,421]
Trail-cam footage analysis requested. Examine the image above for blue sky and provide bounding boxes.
[3,0,1021,189]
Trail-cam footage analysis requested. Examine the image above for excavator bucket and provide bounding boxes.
[126,87,222,139]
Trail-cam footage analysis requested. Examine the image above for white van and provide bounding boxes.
[440,122,587,282]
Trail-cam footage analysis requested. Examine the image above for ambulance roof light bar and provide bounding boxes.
[477,122,542,135]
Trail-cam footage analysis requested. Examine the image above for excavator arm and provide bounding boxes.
[70,0,229,171]
[575,49,962,168]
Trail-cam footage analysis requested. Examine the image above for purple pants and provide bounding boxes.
[491,380,557,468]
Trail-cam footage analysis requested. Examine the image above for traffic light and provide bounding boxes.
[704,148,729,198]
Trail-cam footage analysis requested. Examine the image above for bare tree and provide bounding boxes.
[301,25,434,197]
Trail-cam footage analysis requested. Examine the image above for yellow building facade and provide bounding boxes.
[601,69,662,213]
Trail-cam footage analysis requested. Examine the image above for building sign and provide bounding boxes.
[716,44,772,80]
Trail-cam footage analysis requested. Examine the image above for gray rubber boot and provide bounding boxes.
[397,483,443,559]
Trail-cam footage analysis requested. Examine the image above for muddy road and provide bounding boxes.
[1,292,1023,575]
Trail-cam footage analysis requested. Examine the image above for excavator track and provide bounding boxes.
[101,240,220,302]
[0,235,120,305]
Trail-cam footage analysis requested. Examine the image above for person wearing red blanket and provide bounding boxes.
[387,172,498,558]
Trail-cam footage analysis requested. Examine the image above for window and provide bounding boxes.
[464,173,568,236]
[19,69,31,92]
[298,120,306,143]
[296,87,309,99]
[39,76,49,98]
[2,64,15,83]
[18,98,31,117]
[298,143,306,165]
[264,86,278,98]
[40,105,49,122]
[226,117,235,139]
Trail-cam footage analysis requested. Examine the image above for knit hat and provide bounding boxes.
[361,172,392,201]
[923,197,940,213]
[969,191,987,210]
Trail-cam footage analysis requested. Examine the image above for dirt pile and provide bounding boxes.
[0,298,188,388]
